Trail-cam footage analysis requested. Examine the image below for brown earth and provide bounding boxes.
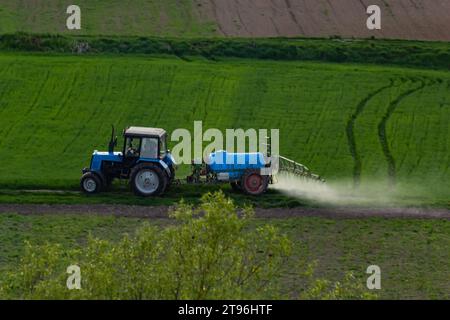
[197,0,450,41]
[1,204,449,220]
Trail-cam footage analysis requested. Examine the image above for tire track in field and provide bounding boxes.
[0,70,50,148]
[397,78,442,175]
[201,74,218,120]
[62,65,115,154]
[234,0,251,35]
[153,68,178,126]
[25,70,51,115]
[114,66,146,132]
[0,62,16,134]
[346,80,394,187]
[399,79,439,176]
[284,0,305,35]
[445,80,450,178]
[54,71,80,119]
[210,0,228,36]
[377,79,426,187]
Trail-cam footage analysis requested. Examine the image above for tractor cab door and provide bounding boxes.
[123,136,141,169]
[140,137,159,159]
[124,137,141,158]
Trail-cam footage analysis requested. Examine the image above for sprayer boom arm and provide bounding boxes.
[275,155,324,182]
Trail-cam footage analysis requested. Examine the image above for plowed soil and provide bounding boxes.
[202,0,450,41]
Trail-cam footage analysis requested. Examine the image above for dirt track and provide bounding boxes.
[0,204,449,220]
[198,0,450,41]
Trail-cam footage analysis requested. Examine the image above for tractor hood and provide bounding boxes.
[90,151,123,171]
[93,150,123,157]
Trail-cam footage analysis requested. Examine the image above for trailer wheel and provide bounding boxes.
[241,170,269,196]
[230,181,242,192]
[80,172,102,194]
[130,163,167,197]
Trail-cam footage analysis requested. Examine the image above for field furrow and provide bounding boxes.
[377,79,427,187]
[0,68,51,149]
[346,80,394,187]
[387,79,450,200]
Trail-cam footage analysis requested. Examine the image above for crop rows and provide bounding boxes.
[0,0,214,36]
[0,54,448,203]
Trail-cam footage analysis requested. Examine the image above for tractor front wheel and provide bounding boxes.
[130,164,167,197]
[80,172,102,194]
[241,170,269,196]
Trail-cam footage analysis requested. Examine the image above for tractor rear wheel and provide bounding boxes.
[80,172,102,194]
[241,170,269,196]
[130,163,167,197]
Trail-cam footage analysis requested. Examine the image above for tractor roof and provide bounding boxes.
[124,126,166,138]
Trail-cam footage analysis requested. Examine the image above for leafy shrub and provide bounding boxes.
[0,191,291,299]
[298,262,377,300]
[0,33,448,69]
[0,191,376,300]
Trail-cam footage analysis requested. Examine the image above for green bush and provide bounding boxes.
[0,33,449,69]
[0,191,291,299]
[298,262,377,300]
[0,191,376,300]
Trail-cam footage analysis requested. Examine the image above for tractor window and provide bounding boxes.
[160,135,167,157]
[141,138,159,159]
[125,137,140,158]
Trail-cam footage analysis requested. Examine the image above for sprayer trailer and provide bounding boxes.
[80,126,323,197]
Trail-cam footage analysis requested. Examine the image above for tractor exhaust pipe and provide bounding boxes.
[108,125,117,153]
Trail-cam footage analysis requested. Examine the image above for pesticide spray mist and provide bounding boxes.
[272,173,400,206]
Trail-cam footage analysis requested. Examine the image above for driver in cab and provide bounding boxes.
[126,138,139,157]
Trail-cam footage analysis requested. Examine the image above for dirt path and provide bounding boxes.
[0,204,449,220]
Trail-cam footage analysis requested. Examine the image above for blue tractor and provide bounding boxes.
[81,126,176,196]
[81,126,323,197]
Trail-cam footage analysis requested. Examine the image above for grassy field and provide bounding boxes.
[0,53,449,206]
[1,2,448,301]
[0,0,216,36]
[0,212,448,299]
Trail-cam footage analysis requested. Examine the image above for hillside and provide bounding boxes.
[0,53,449,206]
[207,0,450,41]
[0,0,449,41]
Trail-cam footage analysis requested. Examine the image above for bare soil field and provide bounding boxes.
[2,1,449,40]
[200,0,450,41]
[1,204,449,220]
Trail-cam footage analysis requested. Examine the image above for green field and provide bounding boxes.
[1,213,448,299]
[0,0,215,36]
[0,53,449,206]
[1,1,448,301]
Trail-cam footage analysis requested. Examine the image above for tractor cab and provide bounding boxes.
[122,126,168,162]
[81,126,176,196]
